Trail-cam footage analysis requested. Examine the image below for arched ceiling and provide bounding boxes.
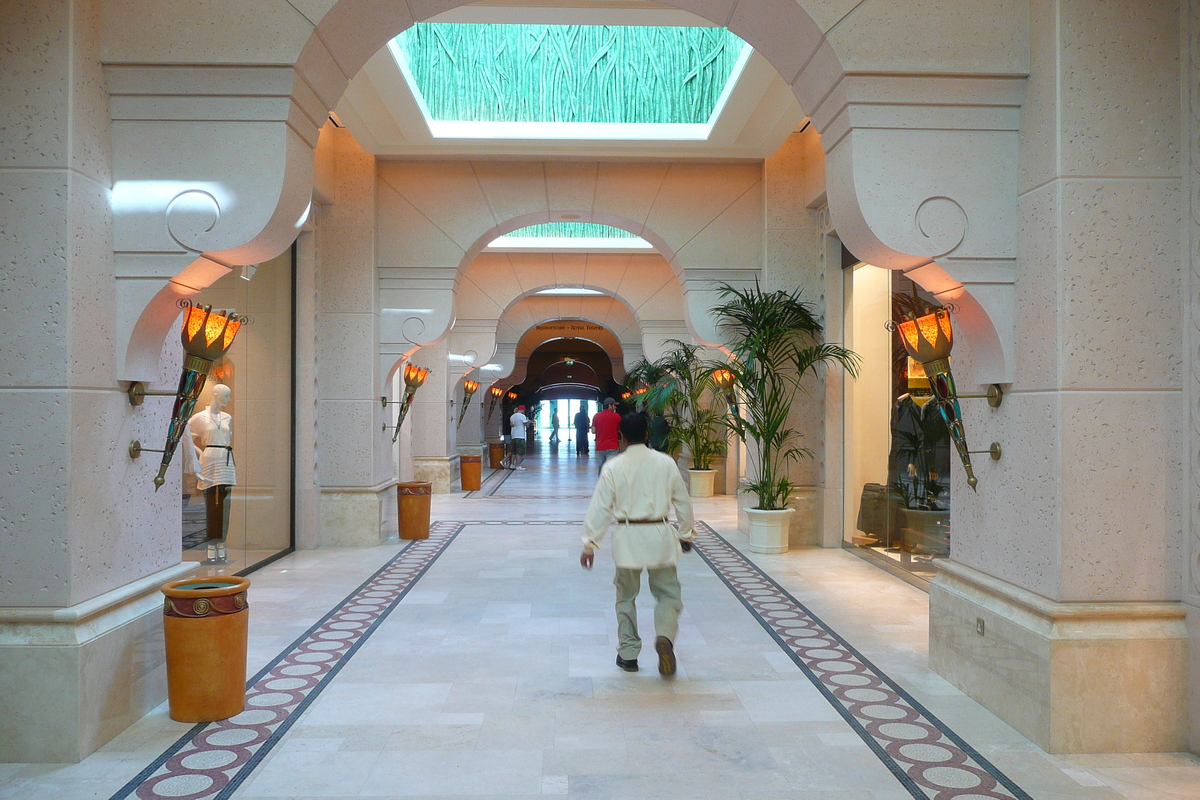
[333,7,804,159]
[458,251,684,331]
[499,296,640,351]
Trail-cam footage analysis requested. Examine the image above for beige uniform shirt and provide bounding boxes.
[581,444,695,569]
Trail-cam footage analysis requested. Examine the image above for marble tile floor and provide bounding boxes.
[3,449,1199,799]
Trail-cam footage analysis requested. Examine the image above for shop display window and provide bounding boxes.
[182,248,295,574]
[843,264,950,583]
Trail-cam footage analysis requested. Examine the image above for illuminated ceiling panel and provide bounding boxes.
[488,223,652,251]
[392,24,748,139]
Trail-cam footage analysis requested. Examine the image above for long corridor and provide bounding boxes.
[3,444,1199,800]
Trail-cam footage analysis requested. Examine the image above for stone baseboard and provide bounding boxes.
[319,483,396,546]
[413,456,460,494]
[930,560,1188,753]
[0,562,195,762]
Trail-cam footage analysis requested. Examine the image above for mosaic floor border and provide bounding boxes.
[107,519,1032,800]
[108,522,463,800]
[692,521,1033,800]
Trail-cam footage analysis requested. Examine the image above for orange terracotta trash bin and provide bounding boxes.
[398,481,432,539]
[460,454,482,491]
[488,441,505,469]
[161,575,251,723]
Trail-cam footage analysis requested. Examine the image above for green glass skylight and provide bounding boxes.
[511,223,637,238]
[389,24,751,140]
[489,222,652,251]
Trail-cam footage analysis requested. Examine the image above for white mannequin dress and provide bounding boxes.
[187,408,236,489]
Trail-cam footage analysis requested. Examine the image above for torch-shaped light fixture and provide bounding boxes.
[507,390,518,401]
[457,379,480,429]
[713,367,738,417]
[148,302,244,489]
[895,307,979,489]
[620,391,631,401]
[487,385,503,420]
[392,363,430,442]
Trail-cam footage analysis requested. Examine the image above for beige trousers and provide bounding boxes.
[613,565,682,660]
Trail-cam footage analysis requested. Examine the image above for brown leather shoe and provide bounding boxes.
[655,636,676,676]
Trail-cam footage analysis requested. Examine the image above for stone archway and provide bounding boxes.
[109,0,1026,386]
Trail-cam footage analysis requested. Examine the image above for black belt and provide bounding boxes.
[617,518,667,525]
[205,444,235,466]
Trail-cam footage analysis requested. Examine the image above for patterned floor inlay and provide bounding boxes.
[108,522,463,800]
[464,466,512,497]
[693,522,1033,800]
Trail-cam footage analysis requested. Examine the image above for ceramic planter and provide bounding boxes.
[745,506,795,554]
[398,481,432,539]
[161,575,251,722]
[687,468,716,498]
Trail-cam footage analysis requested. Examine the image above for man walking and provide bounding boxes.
[591,397,621,474]
[579,413,694,676]
[506,405,528,470]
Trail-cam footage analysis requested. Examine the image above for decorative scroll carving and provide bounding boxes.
[165,189,222,254]
[914,195,968,259]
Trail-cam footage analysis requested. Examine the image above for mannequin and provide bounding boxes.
[187,384,236,563]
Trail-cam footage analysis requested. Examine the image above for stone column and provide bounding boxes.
[757,129,829,547]
[409,341,457,493]
[0,0,194,762]
[930,0,1187,753]
[314,130,393,545]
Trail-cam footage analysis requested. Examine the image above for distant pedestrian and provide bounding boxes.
[579,413,694,675]
[574,404,591,456]
[592,398,621,474]
[507,405,528,470]
[550,412,560,444]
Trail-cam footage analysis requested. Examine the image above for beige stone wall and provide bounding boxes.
[1185,0,1200,754]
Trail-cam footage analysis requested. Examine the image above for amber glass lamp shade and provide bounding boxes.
[507,390,518,400]
[392,363,430,442]
[457,380,480,429]
[896,308,953,373]
[403,364,430,390]
[712,369,736,391]
[489,386,503,399]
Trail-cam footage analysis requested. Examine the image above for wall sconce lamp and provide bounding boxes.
[620,391,632,400]
[712,368,738,417]
[384,364,430,443]
[892,307,1001,489]
[457,379,479,429]
[127,301,244,490]
[487,385,503,420]
[507,390,518,401]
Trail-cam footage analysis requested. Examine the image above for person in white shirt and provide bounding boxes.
[506,405,529,470]
[580,413,695,675]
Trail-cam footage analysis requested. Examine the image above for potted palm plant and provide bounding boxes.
[712,282,859,553]
[644,340,727,497]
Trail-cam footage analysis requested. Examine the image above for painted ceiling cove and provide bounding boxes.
[334,5,804,159]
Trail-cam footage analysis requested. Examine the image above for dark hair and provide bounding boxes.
[619,412,648,444]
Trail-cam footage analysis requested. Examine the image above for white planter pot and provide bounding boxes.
[745,507,795,554]
[687,469,716,498]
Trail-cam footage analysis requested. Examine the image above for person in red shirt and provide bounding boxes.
[592,398,622,474]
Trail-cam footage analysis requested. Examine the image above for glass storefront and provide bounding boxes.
[843,263,951,583]
[183,247,295,574]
